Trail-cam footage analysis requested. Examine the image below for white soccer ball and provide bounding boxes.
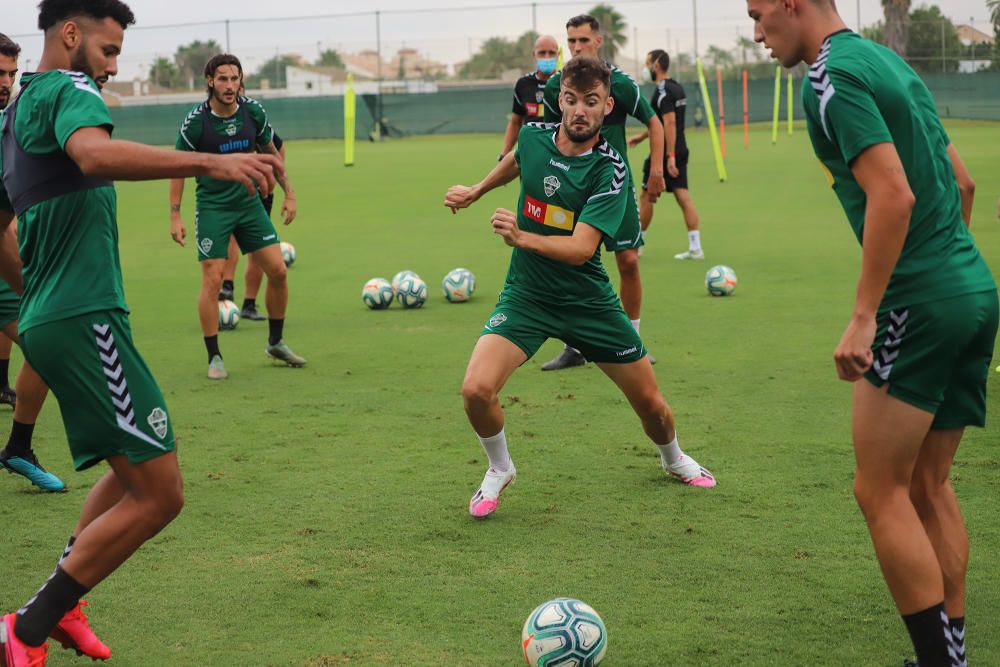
[280,241,296,267]
[522,598,607,667]
[441,267,476,303]
[362,277,394,310]
[395,275,428,309]
[392,270,420,294]
[218,299,241,330]
[705,264,738,296]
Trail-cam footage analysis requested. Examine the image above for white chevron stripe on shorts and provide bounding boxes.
[872,308,908,381]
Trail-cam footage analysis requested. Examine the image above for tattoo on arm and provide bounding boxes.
[170,204,181,213]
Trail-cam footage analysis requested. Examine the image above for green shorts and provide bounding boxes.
[864,289,999,429]
[195,201,279,262]
[0,281,19,330]
[20,309,176,470]
[481,289,646,364]
[604,171,643,253]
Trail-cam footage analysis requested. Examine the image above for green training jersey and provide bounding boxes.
[803,31,995,309]
[0,70,126,333]
[175,96,273,210]
[543,63,655,162]
[507,122,629,306]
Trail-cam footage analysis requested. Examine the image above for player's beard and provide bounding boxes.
[69,41,107,90]
[563,117,600,143]
[211,86,236,105]
[0,89,8,110]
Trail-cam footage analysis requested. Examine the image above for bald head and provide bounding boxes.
[534,35,558,58]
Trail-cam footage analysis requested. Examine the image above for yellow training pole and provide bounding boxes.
[696,59,727,182]
[787,73,794,136]
[557,46,564,70]
[344,73,356,167]
[772,66,781,145]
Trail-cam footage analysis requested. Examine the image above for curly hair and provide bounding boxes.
[561,56,611,93]
[38,0,136,31]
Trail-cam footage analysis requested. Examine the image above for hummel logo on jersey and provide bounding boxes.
[147,407,168,439]
[524,195,575,231]
[543,175,561,196]
[548,159,570,173]
[489,313,507,328]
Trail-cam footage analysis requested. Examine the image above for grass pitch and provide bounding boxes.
[2,123,999,666]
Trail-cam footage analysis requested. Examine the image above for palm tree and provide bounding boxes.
[736,36,760,65]
[587,4,627,63]
[882,0,910,57]
[990,0,1000,27]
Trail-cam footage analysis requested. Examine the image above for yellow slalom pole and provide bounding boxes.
[696,59,727,183]
[787,73,794,136]
[557,46,564,70]
[772,66,781,145]
[344,73,356,167]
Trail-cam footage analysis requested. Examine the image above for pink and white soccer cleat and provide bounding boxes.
[468,465,516,518]
[665,455,717,488]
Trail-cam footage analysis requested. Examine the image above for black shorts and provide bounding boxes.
[642,153,689,192]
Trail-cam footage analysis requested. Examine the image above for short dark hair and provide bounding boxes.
[648,49,670,73]
[561,56,611,93]
[38,0,136,31]
[566,14,600,32]
[0,34,21,59]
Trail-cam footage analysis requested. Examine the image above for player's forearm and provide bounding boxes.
[79,139,215,181]
[517,232,595,266]
[263,142,295,199]
[854,194,914,318]
[946,144,975,227]
[631,130,649,145]
[169,179,185,210]
[501,116,522,156]
[664,116,677,156]
[474,152,520,198]
[646,117,665,167]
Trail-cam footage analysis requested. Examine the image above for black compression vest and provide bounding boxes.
[195,102,257,155]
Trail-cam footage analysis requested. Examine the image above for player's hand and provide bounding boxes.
[491,208,520,247]
[667,156,679,179]
[627,134,643,149]
[170,213,186,247]
[281,195,297,225]
[207,153,282,198]
[833,314,876,382]
[445,185,479,214]
[647,171,666,202]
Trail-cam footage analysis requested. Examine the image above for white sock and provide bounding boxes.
[478,428,512,472]
[656,436,683,466]
[688,230,701,252]
[630,319,640,335]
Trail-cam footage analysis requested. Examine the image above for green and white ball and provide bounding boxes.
[522,598,607,667]
[280,241,296,267]
[395,275,428,309]
[218,299,241,330]
[442,267,476,303]
[362,277,394,310]
[705,264,738,297]
[392,270,420,294]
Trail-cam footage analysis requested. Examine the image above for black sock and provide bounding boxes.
[222,279,234,294]
[204,335,221,362]
[4,420,35,458]
[242,298,256,311]
[59,536,76,565]
[949,617,966,667]
[14,565,89,647]
[902,603,953,667]
[268,319,284,346]
[0,358,9,388]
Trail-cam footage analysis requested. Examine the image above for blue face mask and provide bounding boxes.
[536,58,558,75]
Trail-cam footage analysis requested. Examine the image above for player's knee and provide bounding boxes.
[266,261,288,285]
[635,389,668,422]
[616,252,639,277]
[461,377,496,411]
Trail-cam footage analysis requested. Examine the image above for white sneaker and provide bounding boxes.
[664,454,716,488]
[469,464,516,518]
[673,249,705,260]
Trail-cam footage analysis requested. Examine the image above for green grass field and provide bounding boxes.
[2,123,1000,666]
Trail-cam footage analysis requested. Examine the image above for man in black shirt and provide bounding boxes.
[498,34,559,160]
[629,49,704,260]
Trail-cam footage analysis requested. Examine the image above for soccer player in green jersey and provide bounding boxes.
[748,1,997,665]
[445,57,716,520]
[539,14,666,371]
[0,2,283,664]
[170,54,304,380]
[0,32,64,493]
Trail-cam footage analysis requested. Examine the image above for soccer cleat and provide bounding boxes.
[664,454,716,488]
[673,249,705,260]
[49,600,110,661]
[469,465,516,518]
[217,286,234,302]
[0,449,65,492]
[0,385,15,408]
[240,305,266,321]
[265,341,307,368]
[540,347,587,371]
[1,612,49,666]
[207,355,228,380]
[647,354,657,365]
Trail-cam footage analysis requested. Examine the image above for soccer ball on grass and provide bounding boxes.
[362,277,394,310]
[396,275,428,309]
[521,598,607,667]
[280,241,296,267]
[705,264,738,296]
[218,299,241,330]
[441,268,476,303]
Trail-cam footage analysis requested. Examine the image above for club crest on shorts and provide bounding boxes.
[489,313,507,328]
[147,407,168,439]
[543,175,561,197]
[199,237,213,254]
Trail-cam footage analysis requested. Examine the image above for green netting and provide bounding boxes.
[107,71,1000,145]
